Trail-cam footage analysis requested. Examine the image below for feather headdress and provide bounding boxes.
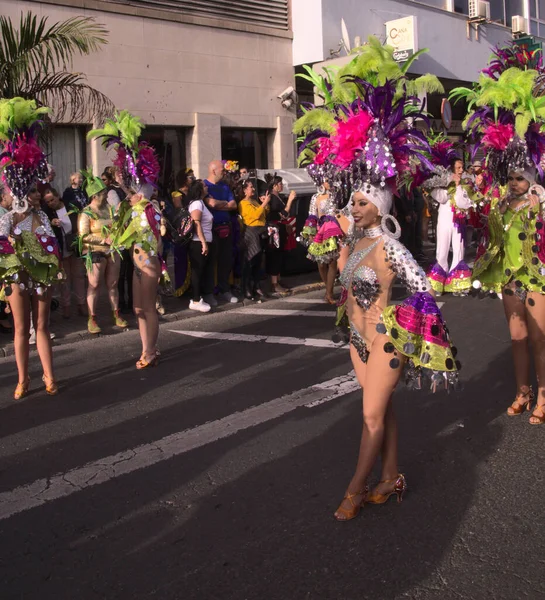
[451,45,545,184]
[88,110,160,195]
[294,36,439,197]
[0,98,49,212]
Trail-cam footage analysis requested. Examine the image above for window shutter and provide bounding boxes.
[113,0,289,30]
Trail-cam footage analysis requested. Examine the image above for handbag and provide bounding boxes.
[214,224,231,239]
[166,207,193,246]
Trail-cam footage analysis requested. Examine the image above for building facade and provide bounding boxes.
[292,0,541,140]
[1,0,296,190]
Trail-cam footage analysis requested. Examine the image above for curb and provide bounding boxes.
[0,281,326,358]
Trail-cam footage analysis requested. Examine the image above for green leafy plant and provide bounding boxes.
[0,11,114,122]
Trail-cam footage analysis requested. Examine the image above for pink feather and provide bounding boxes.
[330,110,373,169]
[482,123,514,150]
[314,138,333,165]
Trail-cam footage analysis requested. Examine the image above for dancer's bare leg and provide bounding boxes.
[503,291,531,408]
[105,255,121,311]
[526,292,545,423]
[31,289,54,382]
[8,284,31,385]
[133,259,160,361]
[87,260,106,317]
[335,337,404,519]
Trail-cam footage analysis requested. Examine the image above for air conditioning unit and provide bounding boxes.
[469,0,490,20]
[512,15,529,34]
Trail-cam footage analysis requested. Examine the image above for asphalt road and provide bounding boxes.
[0,288,544,600]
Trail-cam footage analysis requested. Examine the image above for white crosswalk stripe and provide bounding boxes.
[0,372,358,521]
[169,330,348,349]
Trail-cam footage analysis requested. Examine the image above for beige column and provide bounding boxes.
[185,113,222,179]
[270,115,295,169]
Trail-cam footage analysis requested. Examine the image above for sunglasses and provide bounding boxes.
[507,176,526,182]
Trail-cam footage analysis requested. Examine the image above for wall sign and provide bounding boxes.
[386,16,418,63]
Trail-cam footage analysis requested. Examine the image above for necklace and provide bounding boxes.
[363,226,383,238]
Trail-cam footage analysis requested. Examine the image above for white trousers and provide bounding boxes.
[436,203,465,273]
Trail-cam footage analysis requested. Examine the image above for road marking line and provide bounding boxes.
[169,330,348,349]
[0,373,357,521]
[234,303,442,318]
[281,298,331,304]
[234,307,334,317]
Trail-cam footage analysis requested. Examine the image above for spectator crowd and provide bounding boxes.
[0,159,299,339]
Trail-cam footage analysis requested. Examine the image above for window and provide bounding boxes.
[528,0,545,38]
[41,126,87,193]
[453,0,468,14]
[221,129,269,169]
[139,127,186,196]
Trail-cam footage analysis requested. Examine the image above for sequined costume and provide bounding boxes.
[342,227,460,390]
[113,198,169,282]
[78,205,115,270]
[473,191,545,299]
[303,193,344,263]
[428,181,474,294]
[300,193,318,247]
[0,209,62,299]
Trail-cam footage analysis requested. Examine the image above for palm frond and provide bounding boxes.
[0,11,112,122]
[22,71,114,122]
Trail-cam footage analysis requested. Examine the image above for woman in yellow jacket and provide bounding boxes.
[237,179,270,300]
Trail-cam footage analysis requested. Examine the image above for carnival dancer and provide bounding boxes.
[453,43,545,424]
[89,111,166,369]
[78,169,128,334]
[0,98,63,399]
[301,180,343,303]
[425,158,475,295]
[294,63,460,521]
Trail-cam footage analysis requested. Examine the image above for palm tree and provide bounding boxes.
[0,11,115,122]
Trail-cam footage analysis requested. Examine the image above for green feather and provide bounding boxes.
[87,109,143,150]
[0,97,48,140]
[405,74,444,96]
[293,108,335,136]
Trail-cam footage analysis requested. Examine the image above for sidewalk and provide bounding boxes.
[0,271,325,357]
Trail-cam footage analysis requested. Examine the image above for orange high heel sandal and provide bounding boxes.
[366,474,407,505]
[507,388,534,416]
[136,354,159,370]
[334,486,369,522]
[529,404,545,425]
[42,374,58,396]
[14,378,30,401]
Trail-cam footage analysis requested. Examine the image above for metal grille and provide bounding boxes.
[111,0,290,30]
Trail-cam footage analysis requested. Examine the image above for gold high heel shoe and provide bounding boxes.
[14,378,30,401]
[507,388,534,416]
[366,474,407,505]
[42,374,58,396]
[136,354,159,370]
[334,486,369,522]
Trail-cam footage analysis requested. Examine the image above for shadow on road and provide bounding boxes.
[0,340,510,599]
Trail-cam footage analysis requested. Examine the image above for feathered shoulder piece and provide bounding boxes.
[451,45,545,184]
[0,98,49,210]
[88,110,160,194]
[417,131,459,190]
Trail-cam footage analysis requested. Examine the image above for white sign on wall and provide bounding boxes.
[385,16,418,63]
